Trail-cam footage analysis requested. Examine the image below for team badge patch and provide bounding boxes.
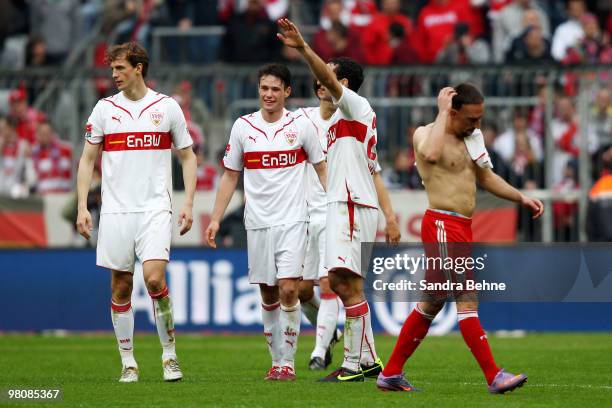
[150,111,164,126]
[224,143,231,157]
[85,123,93,140]
[285,131,297,146]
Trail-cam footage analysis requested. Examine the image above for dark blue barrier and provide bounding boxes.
[1,249,611,333]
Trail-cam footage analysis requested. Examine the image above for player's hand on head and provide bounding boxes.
[178,207,193,236]
[437,87,457,113]
[521,195,544,219]
[204,221,220,249]
[76,209,93,240]
[277,18,306,49]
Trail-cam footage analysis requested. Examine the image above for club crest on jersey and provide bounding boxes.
[284,131,297,146]
[150,111,164,126]
[224,143,231,157]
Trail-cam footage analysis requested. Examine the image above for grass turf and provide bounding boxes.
[1,333,611,407]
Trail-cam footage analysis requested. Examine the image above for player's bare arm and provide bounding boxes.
[277,18,343,101]
[205,169,241,248]
[313,160,327,192]
[476,166,544,219]
[373,172,400,244]
[76,142,101,239]
[418,87,456,163]
[176,146,197,235]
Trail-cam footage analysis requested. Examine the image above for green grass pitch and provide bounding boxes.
[1,333,611,407]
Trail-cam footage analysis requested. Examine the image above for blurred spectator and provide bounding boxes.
[482,122,515,184]
[0,116,35,198]
[563,13,612,65]
[493,109,542,187]
[587,146,612,241]
[25,35,49,67]
[30,120,72,194]
[8,87,45,145]
[219,0,288,22]
[29,0,80,64]
[220,0,282,63]
[591,88,612,178]
[383,125,422,189]
[195,145,218,191]
[313,21,365,63]
[112,0,169,50]
[528,85,547,138]
[552,160,579,241]
[493,0,550,63]
[389,22,419,64]
[166,0,219,26]
[411,0,475,63]
[551,96,597,184]
[0,0,30,69]
[171,80,208,132]
[551,0,586,61]
[319,0,378,31]
[313,1,362,62]
[436,22,491,64]
[505,24,553,64]
[361,0,412,65]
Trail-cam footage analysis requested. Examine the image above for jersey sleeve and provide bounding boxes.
[332,86,371,121]
[223,120,244,171]
[85,101,104,145]
[168,99,193,149]
[300,117,325,164]
[366,114,380,175]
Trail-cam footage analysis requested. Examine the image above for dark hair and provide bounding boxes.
[257,63,291,89]
[328,57,364,92]
[452,83,484,110]
[329,21,348,39]
[104,42,150,78]
[389,22,405,40]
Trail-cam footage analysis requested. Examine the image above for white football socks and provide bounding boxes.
[111,300,137,368]
[311,294,340,360]
[279,301,301,369]
[150,286,177,361]
[261,301,282,366]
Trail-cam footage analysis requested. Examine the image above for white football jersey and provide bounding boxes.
[85,89,193,214]
[297,107,331,221]
[327,86,380,208]
[223,109,325,230]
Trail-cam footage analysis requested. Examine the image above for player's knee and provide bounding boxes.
[298,281,315,302]
[111,282,132,302]
[144,276,165,294]
[418,301,444,317]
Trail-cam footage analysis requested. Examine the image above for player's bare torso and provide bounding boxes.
[414,123,477,217]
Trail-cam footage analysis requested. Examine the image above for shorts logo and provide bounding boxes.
[150,111,164,126]
[285,131,297,146]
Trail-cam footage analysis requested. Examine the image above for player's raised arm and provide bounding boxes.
[476,166,544,219]
[76,142,101,239]
[277,18,343,101]
[417,87,456,163]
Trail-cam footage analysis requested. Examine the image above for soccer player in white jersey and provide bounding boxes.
[297,75,401,373]
[204,63,327,382]
[76,43,197,383]
[278,19,401,382]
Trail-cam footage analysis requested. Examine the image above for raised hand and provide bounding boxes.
[437,87,457,113]
[277,18,306,49]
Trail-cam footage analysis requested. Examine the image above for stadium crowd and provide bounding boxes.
[0,0,611,241]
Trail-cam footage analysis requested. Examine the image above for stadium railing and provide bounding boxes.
[0,65,609,243]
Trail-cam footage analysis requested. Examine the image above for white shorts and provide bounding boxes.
[303,217,327,281]
[97,210,171,273]
[247,222,307,286]
[325,201,378,277]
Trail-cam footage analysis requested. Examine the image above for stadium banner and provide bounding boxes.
[0,196,47,247]
[1,248,611,334]
[36,191,514,247]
